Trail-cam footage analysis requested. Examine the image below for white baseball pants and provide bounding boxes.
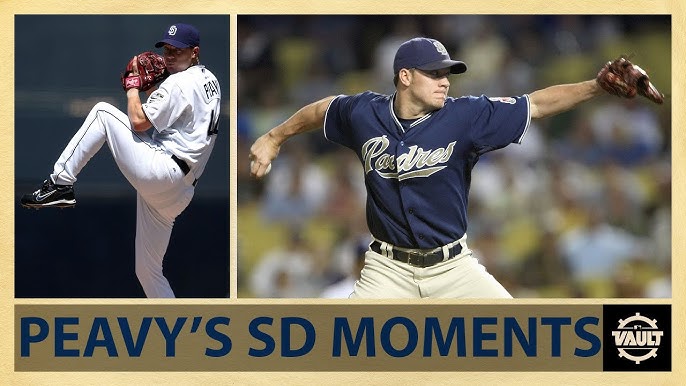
[350,241,513,299]
[50,102,195,298]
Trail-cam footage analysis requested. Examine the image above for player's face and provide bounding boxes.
[162,44,196,74]
[410,68,451,110]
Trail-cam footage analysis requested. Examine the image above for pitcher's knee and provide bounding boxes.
[93,101,115,111]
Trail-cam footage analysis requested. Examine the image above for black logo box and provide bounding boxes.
[603,304,671,372]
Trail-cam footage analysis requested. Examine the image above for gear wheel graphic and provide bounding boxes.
[614,313,660,364]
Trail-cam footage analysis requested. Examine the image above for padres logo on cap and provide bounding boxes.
[432,41,448,55]
[168,25,177,35]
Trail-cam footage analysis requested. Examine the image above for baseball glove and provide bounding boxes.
[121,51,169,91]
[596,55,664,104]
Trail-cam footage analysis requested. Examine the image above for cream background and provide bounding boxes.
[0,0,683,384]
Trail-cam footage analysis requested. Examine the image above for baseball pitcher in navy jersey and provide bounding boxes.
[249,37,613,298]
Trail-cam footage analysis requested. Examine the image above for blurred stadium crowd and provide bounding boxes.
[236,15,671,299]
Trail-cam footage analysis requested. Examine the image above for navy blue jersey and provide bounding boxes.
[324,91,531,249]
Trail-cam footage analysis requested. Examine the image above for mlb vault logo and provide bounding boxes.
[603,304,671,371]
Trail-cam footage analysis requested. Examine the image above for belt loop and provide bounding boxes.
[441,245,450,261]
[459,234,468,252]
[387,243,394,259]
[381,241,393,259]
[182,171,197,187]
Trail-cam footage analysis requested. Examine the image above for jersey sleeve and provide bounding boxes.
[323,91,373,149]
[142,78,190,133]
[469,94,531,155]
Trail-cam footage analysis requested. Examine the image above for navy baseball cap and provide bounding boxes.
[393,37,467,75]
[155,23,200,48]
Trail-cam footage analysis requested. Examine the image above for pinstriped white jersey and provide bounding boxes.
[142,65,221,180]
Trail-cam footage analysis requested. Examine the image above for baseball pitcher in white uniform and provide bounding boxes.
[21,23,222,298]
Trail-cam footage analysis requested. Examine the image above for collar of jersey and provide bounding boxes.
[389,92,433,134]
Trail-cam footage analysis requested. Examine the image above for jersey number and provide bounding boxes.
[207,110,220,136]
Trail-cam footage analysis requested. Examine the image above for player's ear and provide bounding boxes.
[398,68,413,87]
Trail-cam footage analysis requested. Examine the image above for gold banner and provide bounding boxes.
[16,304,603,371]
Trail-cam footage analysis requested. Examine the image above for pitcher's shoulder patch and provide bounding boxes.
[488,96,516,104]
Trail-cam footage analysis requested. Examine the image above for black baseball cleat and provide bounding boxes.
[21,179,76,209]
